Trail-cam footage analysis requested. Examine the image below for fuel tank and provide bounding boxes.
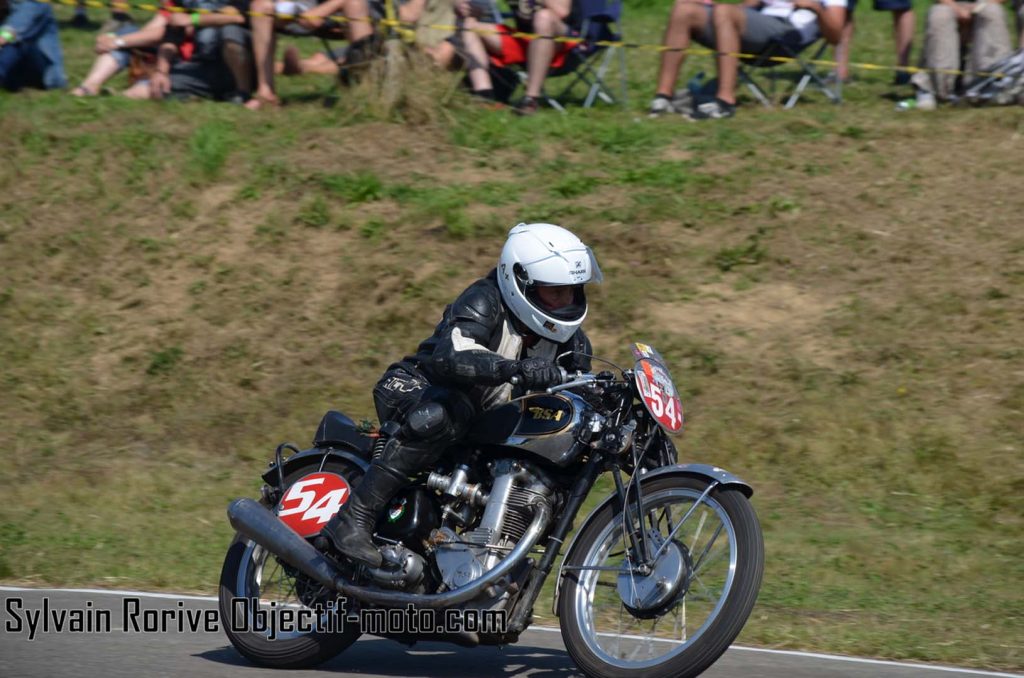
[466,392,585,467]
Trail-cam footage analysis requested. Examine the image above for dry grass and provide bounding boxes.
[1,2,1023,670]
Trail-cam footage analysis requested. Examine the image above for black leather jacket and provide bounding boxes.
[404,269,592,389]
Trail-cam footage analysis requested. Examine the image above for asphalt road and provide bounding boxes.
[1,588,1020,678]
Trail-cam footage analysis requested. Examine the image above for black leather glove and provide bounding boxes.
[515,357,563,390]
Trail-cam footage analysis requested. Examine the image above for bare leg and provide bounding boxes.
[458,20,494,91]
[524,8,567,98]
[75,53,122,95]
[655,0,710,97]
[248,0,280,107]
[300,52,343,75]
[345,0,373,42]
[122,80,151,98]
[835,13,854,81]
[301,0,373,41]
[712,3,747,104]
[892,9,914,70]
[223,39,254,95]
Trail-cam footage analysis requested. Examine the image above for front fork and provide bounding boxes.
[611,463,655,573]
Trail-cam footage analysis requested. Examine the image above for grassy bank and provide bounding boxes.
[1,1,1022,671]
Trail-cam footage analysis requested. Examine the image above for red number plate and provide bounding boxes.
[276,472,351,537]
[632,343,684,434]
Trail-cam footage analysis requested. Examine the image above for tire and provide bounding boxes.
[218,459,364,669]
[558,475,764,678]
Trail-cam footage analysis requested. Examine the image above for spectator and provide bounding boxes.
[649,0,847,119]
[422,0,497,99]
[0,0,67,91]
[457,0,583,114]
[246,0,376,109]
[273,0,496,100]
[71,0,253,101]
[834,0,915,84]
[909,0,1014,109]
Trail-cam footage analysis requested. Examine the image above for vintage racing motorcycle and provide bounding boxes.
[219,343,764,678]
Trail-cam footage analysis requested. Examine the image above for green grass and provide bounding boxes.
[1,0,1023,672]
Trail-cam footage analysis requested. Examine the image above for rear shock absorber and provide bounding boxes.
[372,421,401,461]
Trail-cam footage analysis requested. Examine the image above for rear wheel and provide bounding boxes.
[218,459,364,669]
[558,475,764,678]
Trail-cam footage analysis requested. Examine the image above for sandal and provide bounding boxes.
[70,84,97,97]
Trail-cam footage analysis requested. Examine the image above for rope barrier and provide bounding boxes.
[37,0,1017,80]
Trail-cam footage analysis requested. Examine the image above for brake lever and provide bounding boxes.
[546,378,595,394]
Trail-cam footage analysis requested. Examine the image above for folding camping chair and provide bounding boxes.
[541,0,628,110]
[485,0,628,110]
[738,37,841,108]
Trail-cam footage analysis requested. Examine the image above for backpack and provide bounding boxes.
[965,49,1024,106]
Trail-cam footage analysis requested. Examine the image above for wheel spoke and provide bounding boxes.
[691,523,727,576]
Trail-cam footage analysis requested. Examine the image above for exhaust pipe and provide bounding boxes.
[227,497,551,609]
[228,498,342,592]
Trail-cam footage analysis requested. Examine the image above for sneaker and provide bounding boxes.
[686,98,736,121]
[915,90,936,111]
[513,95,539,116]
[895,89,937,112]
[648,95,678,118]
[672,88,694,112]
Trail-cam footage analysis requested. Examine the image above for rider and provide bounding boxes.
[321,222,602,567]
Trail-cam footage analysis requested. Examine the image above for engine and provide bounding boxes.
[428,459,554,591]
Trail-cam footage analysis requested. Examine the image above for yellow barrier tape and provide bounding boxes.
[41,0,1015,80]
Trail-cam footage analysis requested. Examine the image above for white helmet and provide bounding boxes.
[497,223,603,343]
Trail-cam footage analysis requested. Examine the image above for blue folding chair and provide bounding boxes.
[541,0,627,110]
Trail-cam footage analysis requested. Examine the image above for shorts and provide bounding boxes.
[873,0,911,10]
[696,7,804,54]
[487,24,581,70]
[109,23,142,71]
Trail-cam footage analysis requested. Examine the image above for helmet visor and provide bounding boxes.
[525,284,588,322]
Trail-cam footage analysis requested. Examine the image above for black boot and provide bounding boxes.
[320,460,407,567]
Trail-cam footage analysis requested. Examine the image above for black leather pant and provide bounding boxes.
[371,366,477,477]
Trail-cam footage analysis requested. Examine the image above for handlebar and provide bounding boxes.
[509,367,568,388]
[510,369,617,393]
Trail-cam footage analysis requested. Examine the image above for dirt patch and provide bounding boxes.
[653,282,845,368]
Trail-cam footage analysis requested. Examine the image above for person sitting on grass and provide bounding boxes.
[246,0,377,109]
[649,0,847,120]
[119,20,254,101]
[0,0,67,91]
[72,0,253,101]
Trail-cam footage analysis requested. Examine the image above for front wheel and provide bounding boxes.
[217,459,364,669]
[558,475,764,678]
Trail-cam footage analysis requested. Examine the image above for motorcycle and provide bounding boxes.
[219,342,764,678]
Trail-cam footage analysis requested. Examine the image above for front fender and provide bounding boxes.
[551,463,753,617]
